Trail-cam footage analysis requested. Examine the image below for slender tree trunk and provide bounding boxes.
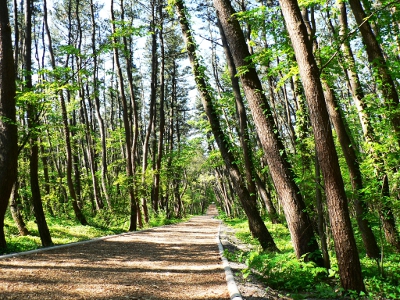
[214,0,321,263]
[217,18,279,224]
[141,0,158,224]
[76,0,103,212]
[348,0,400,140]
[9,181,30,236]
[111,0,137,231]
[61,92,88,224]
[337,1,400,252]
[120,0,140,223]
[175,0,278,252]
[315,157,330,269]
[278,0,364,291]
[153,1,166,213]
[25,0,53,246]
[322,79,380,258]
[90,0,110,209]
[43,0,87,225]
[254,174,279,223]
[0,0,18,248]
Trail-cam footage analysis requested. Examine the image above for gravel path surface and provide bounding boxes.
[0,208,229,300]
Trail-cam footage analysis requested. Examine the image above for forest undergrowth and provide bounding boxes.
[1,210,186,255]
[220,215,400,299]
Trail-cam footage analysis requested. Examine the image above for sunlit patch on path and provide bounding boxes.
[0,206,229,300]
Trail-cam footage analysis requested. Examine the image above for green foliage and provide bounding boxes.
[221,217,400,299]
[148,210,189,227]
[2,215,120,255]
[2,208,189,255]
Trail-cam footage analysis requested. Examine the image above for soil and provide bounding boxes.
[0,206,229,300]
[0,205,289,300]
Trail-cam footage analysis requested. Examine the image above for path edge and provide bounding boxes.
[217,221,243,300]
[0,223,176,260]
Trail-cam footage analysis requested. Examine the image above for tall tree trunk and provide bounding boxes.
[0,1,18,248]
[175,0,278,252]
[25,0,53,246]
[322,79,380,258]
[315,156,331,269]
[120,0,140,225]
[217,18,279,225]
[111,0,137,231]
[90,0,110,209]
[278,0,364,292]
[153,1,166,213]
[337,1,400,252]
[75,0,103,212]
[302,3,380,259]
[141,0,158,224]
[348,0,400,140]
[61,92,88,224]
[214,0,321,263]
[43,0,87,225]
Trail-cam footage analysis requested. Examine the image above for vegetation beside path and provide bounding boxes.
[221,216,400,300]
[2,212,185,255]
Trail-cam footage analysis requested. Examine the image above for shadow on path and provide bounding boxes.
[0,207,229,300]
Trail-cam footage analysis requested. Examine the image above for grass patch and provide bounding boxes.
[2,210,189,255]
[221,216,400,299]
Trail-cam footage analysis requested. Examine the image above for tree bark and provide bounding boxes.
[337,1,400,253]
[315,157,330,269]
[90,0,110,209]
[214,0,321,263]
[175,0,278,252]
[153,1,166,213]
[217,18,279,224]
[322,79,380,258]
[140,0,158,224]
[348,0,400,141]
[0,1,18,248]
[25,0,54,246]
[10,181,30,236]
[111,0,137,231]
[278,0,364,291]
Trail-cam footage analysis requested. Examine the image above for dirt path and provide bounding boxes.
[0,207,229,300]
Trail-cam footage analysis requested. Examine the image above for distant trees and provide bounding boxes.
[2,0,200,244]
[174,0,278,252]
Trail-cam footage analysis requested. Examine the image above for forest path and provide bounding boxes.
[0,206,229,300]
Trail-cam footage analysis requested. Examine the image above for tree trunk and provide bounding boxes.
[153,1,166,213]
[120,0,140,225]
[43,0,87,225]
[111,0,137,231]
[175,0,278,252]
[25,0,53,246]
[336,1,400,252]
[140,0,159,224]
[10,181,30,236]
[315,157,330,269]
[89,0,110,209]
[322,79,380,258]
[278,0,364,291]
[214,0,321,263]
[60,92,88,225]
[0,1,18,248]
[217,18,280,224]
[348,0,400,141]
